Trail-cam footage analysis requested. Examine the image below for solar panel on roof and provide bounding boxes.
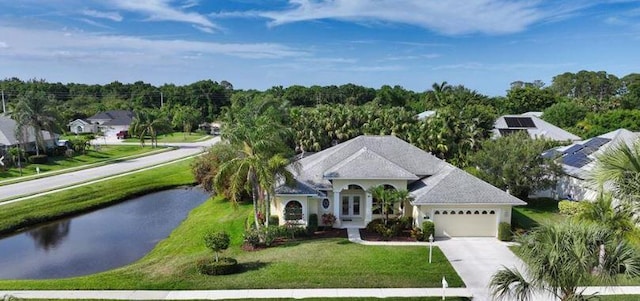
[562,144,584,155]
[504,117,536,128]
[583,137,611,149]
[563,153,591,168]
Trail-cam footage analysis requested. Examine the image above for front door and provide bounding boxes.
[341,195,361,218]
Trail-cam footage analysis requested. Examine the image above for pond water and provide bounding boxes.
[0,188,209,279]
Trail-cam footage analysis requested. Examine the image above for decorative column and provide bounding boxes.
[333,189,341,227]
[365,192,373,225]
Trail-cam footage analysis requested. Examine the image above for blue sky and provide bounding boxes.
[0,0,639,96]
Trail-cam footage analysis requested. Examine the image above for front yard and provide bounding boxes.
[0,195,464,290]
[512,198,566,231]
[124,132,211,143]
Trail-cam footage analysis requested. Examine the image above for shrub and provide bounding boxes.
[321,213,336,230]
[285,220,308,239]
[410,227,425,241]
[243,228,261,247]
[558,200,585,216]
[204,231,230,262]
[421,220,435,239]
[307,213,318,233]
[196,257,239,275]
[268,215,279,226]
[498,222,513,241]
[28,154,48,164]
[366,218,384,232]
[398,216,413,230]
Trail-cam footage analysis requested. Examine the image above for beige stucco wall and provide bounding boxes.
[331,179,408,192]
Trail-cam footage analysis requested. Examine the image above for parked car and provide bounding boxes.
[116,130,129,139]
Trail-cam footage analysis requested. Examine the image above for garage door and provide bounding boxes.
[432,209,497,237]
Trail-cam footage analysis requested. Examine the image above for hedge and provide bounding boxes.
[498,222,513,241]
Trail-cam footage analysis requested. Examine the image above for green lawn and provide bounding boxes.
[512,198,566,231]
[8,299,471,301]
[599,296,640,301]
[0,196,464,290]
[125,132,210,143]
[0,145,164,184]
[0,159,195,236]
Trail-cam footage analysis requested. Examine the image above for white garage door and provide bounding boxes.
[432,209,497,237]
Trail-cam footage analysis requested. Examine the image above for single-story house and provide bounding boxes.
[535,129,640,201]
[199,122,221,135]
[0,114,58,153]
[492,113,582,142]
[68,119,98,134]
[272,135,526,238]
[87,110,134,137]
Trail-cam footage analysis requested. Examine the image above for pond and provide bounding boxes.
[0,187,209,279]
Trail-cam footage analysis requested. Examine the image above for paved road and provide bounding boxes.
[0,137,219,202]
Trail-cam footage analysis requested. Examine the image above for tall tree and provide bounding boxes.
[469,132,562,199]
[490,221,640,301]
[130,108,171,148]
[9,91,58,156]
[171,105,202,138]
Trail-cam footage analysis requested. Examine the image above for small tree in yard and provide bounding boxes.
[204,231,230,262]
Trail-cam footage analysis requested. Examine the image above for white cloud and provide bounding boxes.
[0,26,307,63]
[82,9,123,22]
[257,0,546,35]
[0,41,8,49]
[106,0,220,32]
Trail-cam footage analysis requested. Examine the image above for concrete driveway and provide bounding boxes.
[437,237,542,301]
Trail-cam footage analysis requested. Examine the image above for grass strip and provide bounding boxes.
[0,146,171,186]
[124,132,211,143]
[0,159,195,237]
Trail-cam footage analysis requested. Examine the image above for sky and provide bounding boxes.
[0,0,639,96]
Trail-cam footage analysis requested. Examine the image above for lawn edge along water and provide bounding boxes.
[0,158,196,237]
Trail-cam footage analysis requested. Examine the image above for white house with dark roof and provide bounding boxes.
[86,110,134,137]
[0,114,58,152]
[68,119,98,134]
[493,114,582,142]
[273,135,526,238]
[536,129,640,201]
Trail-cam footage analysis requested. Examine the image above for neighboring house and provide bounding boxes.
[198,122,221,135]
[86,110,134,137]
[0,114,58,153]
[492,113,582,142]
[68,119,98,134]
[535,129,640,201]
[416,110,436,120]
[273,135,525,238]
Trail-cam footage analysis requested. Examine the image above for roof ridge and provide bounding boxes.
[410,164,456,199]
[323,146,417,179]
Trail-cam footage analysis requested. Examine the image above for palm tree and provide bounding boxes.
[130,108,171,148]
[589,140,640,203]
[490,221,640,301]
[9,91,58,155]
[575,192,637,239]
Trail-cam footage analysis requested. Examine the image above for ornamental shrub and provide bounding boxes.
[397,216,414,230]
[307,213,318,233]
[498,222,513,241]
[268,215,279,226]
[558,200,585,216]
[196,257,239,275]
[204,231,230,262]
[366,218,384,232]
[410,227,425,241]
[421,220,435,239]
[321,213,336,230]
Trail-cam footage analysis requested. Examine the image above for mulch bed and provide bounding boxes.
[241,228,347,251]
[359,228,417,242]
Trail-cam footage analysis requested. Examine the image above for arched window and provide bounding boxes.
[434,210,440,215]
[442,211,448,215]
[458,210,464,215]
[450,211,456,215]
[466,211,472,215]
[474,211,480,215]
[284,201,303,221]
[76,125,83,133]
[482,210,488,215]
[489,210,495,215]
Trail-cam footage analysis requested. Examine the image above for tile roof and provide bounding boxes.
[410,164,526,205]
[87,110,134,126]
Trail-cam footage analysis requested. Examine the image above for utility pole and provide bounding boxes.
[1,90,5,114]
[160,92,164,107]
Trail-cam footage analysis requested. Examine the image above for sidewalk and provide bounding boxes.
[0,288,473,300]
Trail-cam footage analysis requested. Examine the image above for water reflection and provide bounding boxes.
[27,221,71,251]
[0,188,209,279]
